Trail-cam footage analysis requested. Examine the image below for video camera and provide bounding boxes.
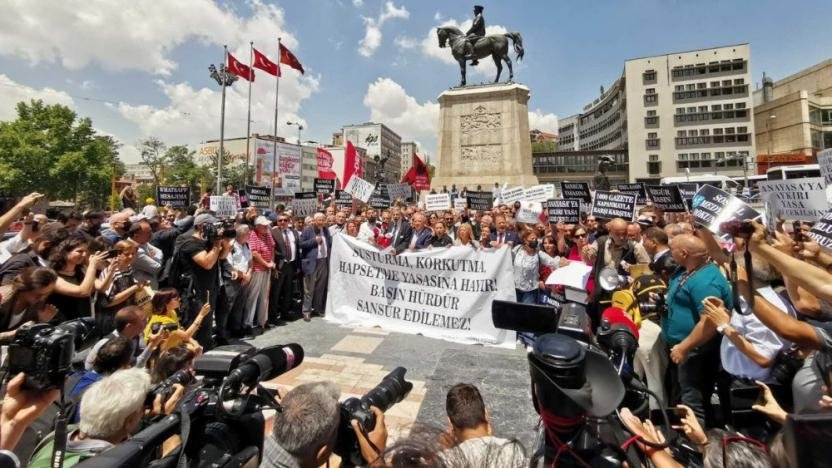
[202,219,236,244]
[335,367,413,466]
[76,343,304,468]
[6,318,97,391]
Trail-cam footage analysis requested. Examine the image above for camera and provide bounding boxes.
[145,369,194,408]
[335,367,413,466]
[150,322,179,334]
[202,219,235,244]
[720,219,754,239]
[6,318,97,391]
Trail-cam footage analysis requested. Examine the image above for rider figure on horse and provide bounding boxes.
[465,5,485,66]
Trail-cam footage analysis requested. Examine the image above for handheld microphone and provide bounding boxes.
[225,343,304,388]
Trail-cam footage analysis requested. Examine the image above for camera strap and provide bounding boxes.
[50,390,69,468]
[174,409,192,468]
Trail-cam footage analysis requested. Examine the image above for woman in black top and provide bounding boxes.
[429,221,453,248]
[47,236,110,321]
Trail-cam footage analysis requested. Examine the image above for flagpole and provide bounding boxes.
[270,37,281,211]
[245,41,253,188]
[218,45,228,194]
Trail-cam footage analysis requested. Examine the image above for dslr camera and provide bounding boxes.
[203,219,236,244]
[335,367,413,466]
[720,219,755,239]
[6,318,97,391]
[150,322,179,334]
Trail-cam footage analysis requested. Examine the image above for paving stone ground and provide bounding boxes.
[245,316,540,451]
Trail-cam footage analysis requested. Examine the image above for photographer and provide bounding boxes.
[96,241,146,336]
[0,267,59,342]
[262,381,387,468]
[145,288,208,353]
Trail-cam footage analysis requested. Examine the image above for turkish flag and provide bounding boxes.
[342,141,362,187]
[279,44,305,74]
[252,48,278,76]
[401,153,430,191]
[227,52,254,81]
[316,147,337,179]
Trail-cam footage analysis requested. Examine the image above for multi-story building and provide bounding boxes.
[400,141,420,175]
[753,60,832,172]
[625,44,755,182]
[342,122,402,183]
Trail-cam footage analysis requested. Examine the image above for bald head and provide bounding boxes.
[670,234,708,270]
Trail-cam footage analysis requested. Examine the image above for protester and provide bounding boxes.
[512,230,566,305]
[227,224,252,336]
[270,215,298,325]
[244,216,275,330]
[145,288,209,352]
[97,240,145,336]
[429,221,453,248]
[128,219,163,288]
[393,212,431,253]
[101,212,131,245]
[85,305,160,370]
[46,237,109,321]
[299,213,331,321]
[453,223,479,249]
[0,267,59,340]
[0,222,68,285]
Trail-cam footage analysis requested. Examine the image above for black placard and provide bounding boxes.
[246,185,271,209]
[590,191,637,221]
[545,199,581,224]
[808,210,832,249]
[368,183,390,209]
[616,183,646,204]
[156,186,190,208]
[691,184,761,234]
[465,191,494,211]
[676,183,699,209]
[645,185,687,212]
[560,182,592,203]
[314,178,336,195]
[292,191,318,217]
[334,190,353,208]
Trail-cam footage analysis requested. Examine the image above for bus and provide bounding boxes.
[765,164,820,180]
[660,174,740,192]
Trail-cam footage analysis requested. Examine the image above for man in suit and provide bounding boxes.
[488,215,520,248]
[643,227,677,283]
[299,212,332,321]
[385,207,409,251]
[392,212,432,254]
[270,213,300,324]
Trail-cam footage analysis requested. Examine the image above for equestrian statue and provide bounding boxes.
[436,5,524,87]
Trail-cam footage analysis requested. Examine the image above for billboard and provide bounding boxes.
[343,124,381,158]
[254,139,301,196]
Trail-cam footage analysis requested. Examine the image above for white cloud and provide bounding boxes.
[352,0,363,6]
[363,78,439,151]
[0,74,75,121]
[0,0,303,75]
[393,36,419,50]
[433,12,444,22]
[358,1,409,57]
[528,109,559,134]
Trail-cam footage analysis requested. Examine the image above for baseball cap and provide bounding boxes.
[254,216,271,226]
[194,213,219,226]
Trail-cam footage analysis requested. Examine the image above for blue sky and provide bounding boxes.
[1,0,830,163]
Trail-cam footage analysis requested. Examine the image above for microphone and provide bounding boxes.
[225,343,304,388]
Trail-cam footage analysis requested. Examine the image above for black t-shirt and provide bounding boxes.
[179,236,218,290]
[48,268,90,321]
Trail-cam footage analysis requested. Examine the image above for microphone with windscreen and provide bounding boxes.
[224,343,305,388]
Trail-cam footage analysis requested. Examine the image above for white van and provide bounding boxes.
[660,174,740,192]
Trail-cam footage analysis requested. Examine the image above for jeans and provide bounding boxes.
[516,289,539,347]
[671,339,721,427]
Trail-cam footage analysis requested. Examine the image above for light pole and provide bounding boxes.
[287,121,304,191]
[209,52,238,193]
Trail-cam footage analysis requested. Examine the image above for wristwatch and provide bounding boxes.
[716,324,728,335]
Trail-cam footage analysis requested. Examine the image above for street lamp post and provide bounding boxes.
[287,121,304,191]
[209,50,239,193]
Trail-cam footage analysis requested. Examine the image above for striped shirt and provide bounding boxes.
[248,230,275,272]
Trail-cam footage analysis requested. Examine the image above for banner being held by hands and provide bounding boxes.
[690,184,761,235]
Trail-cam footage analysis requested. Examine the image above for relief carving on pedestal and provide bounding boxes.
[460,145,502,167]
[460,105,502,135]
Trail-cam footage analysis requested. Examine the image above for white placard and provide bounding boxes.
[344,176,375,203]
[516,200,543,224]
[523,184,555,203]
[500,186,525,204]
[209,196,237,218]
[387,182,412,202]
[545,261,594,290]
[325,235,516,347]
[758,177,829,222]
[819,148,832,186]
[426,193,452,212]
[454,198,467,210]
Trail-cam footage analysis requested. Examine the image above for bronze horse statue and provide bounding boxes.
[436,26,524,87]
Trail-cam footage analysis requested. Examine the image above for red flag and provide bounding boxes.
[252,48,278,76]
[401,153,430,191]
[227,52,254,81]
[342,141,362,187]
[279,44,305,74]
[316,147,337,179]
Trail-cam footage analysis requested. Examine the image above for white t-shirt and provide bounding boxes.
[441,436,527,468]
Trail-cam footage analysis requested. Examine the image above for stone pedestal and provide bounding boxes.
[432,83,538,192]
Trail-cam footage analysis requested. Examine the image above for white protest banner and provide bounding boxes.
[454,198,467,210]
[209,196,237,218]
[344,175,375,203]
[325,235,516,347]
[292,192,318,218]
[500,186,525,204]
[819,148,832,186]
[691,184,761,235]
[425,193,451,212]
[758,178,828,222]
[523,184,555,203]
[808,210,832,249]
[387,183,412,202]
[516,200,544,224]
[590,191,637,221]
[545,261,593,290]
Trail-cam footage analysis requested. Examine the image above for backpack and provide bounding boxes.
[158,239,187,289]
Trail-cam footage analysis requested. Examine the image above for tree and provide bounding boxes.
[138,137,168,186]
[165,145,208,202]
[0,100,122,208]
[531,140,558,153]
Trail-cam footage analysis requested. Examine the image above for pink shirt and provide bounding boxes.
[248,230,275,272]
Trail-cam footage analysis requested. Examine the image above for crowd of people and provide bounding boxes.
[0,184,829,467]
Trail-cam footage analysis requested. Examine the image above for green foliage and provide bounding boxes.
[138,137,167,186]
[0,100,122,208]
[531,140,558,153]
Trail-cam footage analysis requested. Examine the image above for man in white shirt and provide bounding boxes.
[227,225,252,335]
[357,208,381,245]
[328,211,347,236]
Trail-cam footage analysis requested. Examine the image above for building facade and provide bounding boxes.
[753,60,832,172]
[625,44,755,182]
[400,141,420,175]
[342,122,402,183]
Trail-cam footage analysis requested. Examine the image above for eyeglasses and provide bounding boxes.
[277,219,288,222]
[722,435,767,467]
[575,233,587,238]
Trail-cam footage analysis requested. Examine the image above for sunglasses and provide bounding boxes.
[575,233,587,238]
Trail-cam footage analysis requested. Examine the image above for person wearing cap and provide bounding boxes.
[173,212,229,349]
[141,197,158,219]
[242,216,275,330]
